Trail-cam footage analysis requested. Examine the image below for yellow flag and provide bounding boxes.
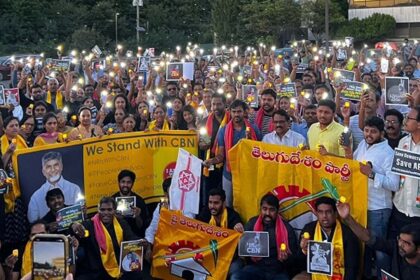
[230,140,367,228]
[152,209,241,280]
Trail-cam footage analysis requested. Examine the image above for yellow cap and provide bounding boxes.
[12,249,18,257]
[303,232,310,239]
[280,243,286,251]
[339,196,346,203]
[84,230,89,237]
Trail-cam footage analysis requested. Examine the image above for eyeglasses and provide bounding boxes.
[405,115,418,121]
[385,120,399,125]
[167,88,177,91]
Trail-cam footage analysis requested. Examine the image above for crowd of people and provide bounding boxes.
[0,38,419,280]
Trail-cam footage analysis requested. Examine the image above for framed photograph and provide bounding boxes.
[4,88,20,106]
[137,56,150,72]
[337,48,348,61]
[115,196,136,216]
[242,85,259,108]
[385,76,409,106]
[119,240,143,273]
[307,240,333,276]
[166,62,194,81]
[238,231,269,257]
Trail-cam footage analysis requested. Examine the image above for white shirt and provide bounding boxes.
[145,205,195,244]
[262,129,306,147]
[393,135,420,217]
[353,139,399,210]
[28,177,82,223]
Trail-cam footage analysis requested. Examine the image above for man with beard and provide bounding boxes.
[308,99,347,156]
[263,109,306,147]
[200,94,230,198]
[231,194,297,280]
[336,201,420,280]
[71,197,144,280]
[292,105,318,141]
[252,88,276,136]
[28,151,82,223]
[18,84,54,113]
[403,64,415,79]
[342,116,399,279]
[197,188,244,277]
[296,197,360,280]
[384,109,407,149]
[111,170,150,237]
[348,89,380,150]
[203,100,261,207]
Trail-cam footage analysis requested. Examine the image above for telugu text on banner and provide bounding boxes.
[152,208,240,280]
[229,140,367,230]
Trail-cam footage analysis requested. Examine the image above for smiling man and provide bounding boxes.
[111,169,150,237]
[28,151,81,223]
[71,197,143,280]
[262,110,306,147]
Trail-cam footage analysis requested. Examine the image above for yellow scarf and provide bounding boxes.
[148,119,170,130]
[46,90,64,109]
[0,134,27,212]
[21,241,32,277]
[209,208,228,228]
[312,221,345,280]
[98,217,123,278]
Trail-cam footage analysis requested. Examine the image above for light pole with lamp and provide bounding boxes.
[115,12,120,49]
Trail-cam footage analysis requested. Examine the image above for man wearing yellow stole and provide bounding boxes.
[71,197,145,280]
[295,197,360,280]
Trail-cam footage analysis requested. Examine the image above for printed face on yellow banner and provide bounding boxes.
[152,209,240,280]
[13,132,198,214]
[229,140,367,227]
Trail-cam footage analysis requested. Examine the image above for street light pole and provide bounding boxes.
[115,12,120,49]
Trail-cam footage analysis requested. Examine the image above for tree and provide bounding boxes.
[211,0,240,45]
[335,13,396,43]
[239,0,302,46]
[301,0,347,41]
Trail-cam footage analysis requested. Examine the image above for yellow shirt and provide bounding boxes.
[307,120,346,157]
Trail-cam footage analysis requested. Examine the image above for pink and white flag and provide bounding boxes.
[169,148,202,214]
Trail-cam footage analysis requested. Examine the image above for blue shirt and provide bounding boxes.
[291,121,309,141]
[217,123,262,180]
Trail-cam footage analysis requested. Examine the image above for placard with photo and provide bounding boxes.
[242,85,259,108]
[4,88,20,106]
[115,196,136,216]
[0,85,6,106]
[385,76,409,106]
[238,231,269,257]
[166,62,194,81]
[119,240,143,273]
[307,240,333,276]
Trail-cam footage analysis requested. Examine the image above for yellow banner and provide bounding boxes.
[152,208,240,280]
[230,140,367,228]
[13,131,197,211]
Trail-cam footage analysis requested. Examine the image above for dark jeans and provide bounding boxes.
[230,265,289,280]
[388,207,420,240]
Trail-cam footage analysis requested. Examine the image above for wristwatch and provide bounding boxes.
[368,171,375,180]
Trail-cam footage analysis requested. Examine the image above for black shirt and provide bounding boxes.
[196,207,242,229]
[297,221,360,280]
[386,133,407,150]
[111,192,150,237]
[244,216,298,273]
[368,235,420,280]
